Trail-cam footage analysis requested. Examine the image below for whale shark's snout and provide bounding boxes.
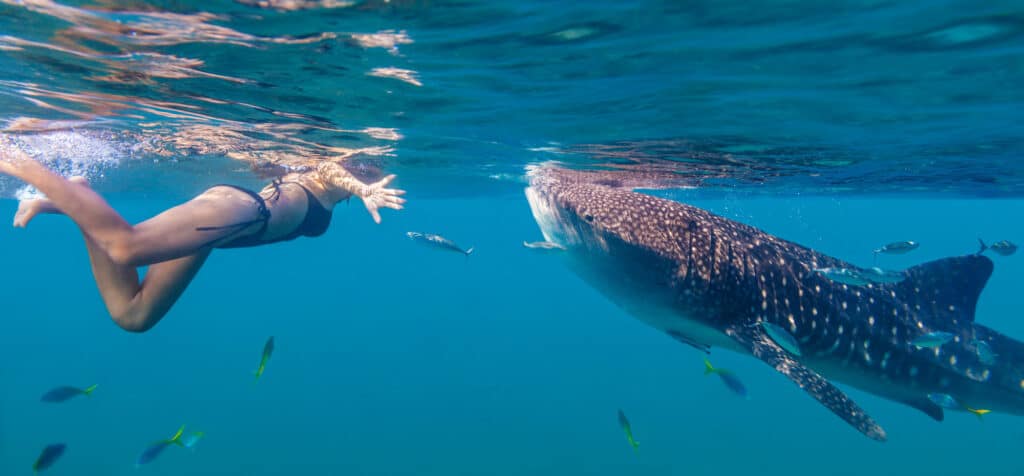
[524,166,597,250]
[524,185,569,246]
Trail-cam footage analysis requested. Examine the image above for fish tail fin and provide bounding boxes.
[465,247,474,256]
[183,431,205,449]
[977,238,988,255]
[83,384,98,396]
[703,359,715,375]
[168,425,186,446]
[966,408,990,420]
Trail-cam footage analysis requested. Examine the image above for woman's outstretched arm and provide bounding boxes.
[314,162,406,223]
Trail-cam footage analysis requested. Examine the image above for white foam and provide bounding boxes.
[2,130,124,199]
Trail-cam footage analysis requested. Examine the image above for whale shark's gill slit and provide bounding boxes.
[678,223,695,282]
[729,324,887,442]
[708,228,718,281]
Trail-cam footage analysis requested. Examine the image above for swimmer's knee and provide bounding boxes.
[109,308,156,333]
[106,240,141,267]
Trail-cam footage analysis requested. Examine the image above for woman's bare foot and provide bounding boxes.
[13,176,90,228]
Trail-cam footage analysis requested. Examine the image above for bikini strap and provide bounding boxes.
[194,184,271,247]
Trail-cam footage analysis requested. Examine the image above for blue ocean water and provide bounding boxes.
[1,0,1023,474]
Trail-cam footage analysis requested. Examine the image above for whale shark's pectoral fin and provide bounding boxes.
[900,397,945,422]
[726,324,888,442]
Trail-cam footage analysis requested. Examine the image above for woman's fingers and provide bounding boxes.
[360,176,403,224]
[374,174,397,188]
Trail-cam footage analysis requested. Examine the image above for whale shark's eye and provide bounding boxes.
[585,214,594,222]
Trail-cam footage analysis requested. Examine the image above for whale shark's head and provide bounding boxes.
[524,165,631,254]
[524,165,714,263]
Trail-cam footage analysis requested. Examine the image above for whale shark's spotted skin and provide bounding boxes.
[525,166,1024,441]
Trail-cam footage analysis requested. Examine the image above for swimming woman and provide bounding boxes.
[0,148,405,332]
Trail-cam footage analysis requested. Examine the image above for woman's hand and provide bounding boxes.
[358,174,406,224]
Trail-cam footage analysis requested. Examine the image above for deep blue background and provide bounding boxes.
[1,191,1022,475]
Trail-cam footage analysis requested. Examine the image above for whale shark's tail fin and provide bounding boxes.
[895,254,994,326]
[727,323,888,442]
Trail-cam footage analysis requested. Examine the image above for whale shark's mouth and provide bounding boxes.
[524,185,569,245]
[525,165,571,246]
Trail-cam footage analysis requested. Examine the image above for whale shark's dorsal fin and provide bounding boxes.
[894,255,994,325]
[726,323,888,442]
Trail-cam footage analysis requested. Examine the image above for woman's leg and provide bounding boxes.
[81,231,212,332]
[2,149,261,265]
[16,178,219,331]
[2,153,263,332]
[14,176,89,227]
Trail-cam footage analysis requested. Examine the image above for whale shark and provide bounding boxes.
[524,166,1024,441]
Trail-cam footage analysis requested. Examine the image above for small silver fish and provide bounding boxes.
[874,241,919,255]
[863,267,906,284]
[813,267,904,286]
[911,331,954,349]
[972,339,998,365]
[979,239,1017,257]
[406,232,474,256]
[523,241,566,251]
[812,267,871,286]
[761,322,802,357]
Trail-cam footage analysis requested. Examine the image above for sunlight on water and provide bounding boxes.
[0,0,1020,195]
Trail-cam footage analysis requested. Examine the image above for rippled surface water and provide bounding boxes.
[1,0,1023,196]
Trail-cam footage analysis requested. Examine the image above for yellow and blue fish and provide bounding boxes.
[136,425,205,466]
[617,409,639,451]
[40,384,98,403]
[254,336,275,381]
[705,359,749,399]
[33,443,66,474]
[926,393,991,420]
